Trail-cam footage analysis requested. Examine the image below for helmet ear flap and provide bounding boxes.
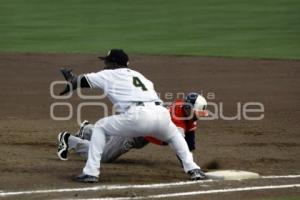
[182,101,193,117]
[185,93,200,106]
[182,103,192,111]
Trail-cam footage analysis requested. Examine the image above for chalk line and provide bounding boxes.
[261,175,300,179]
[0,174,299,197]
[57,184,300,200]
[0,180,212,197]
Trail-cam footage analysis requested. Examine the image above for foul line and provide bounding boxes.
[0,174,300,197]
[59,184,300,200]
[261,175,300,179]
[0,180,212,197]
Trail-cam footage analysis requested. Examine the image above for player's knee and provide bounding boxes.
[94,119,107,130]
[84,124,94,131]
[132,137,149,149]
[122,140,134,152]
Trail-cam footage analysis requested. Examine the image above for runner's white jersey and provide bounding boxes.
[85,68,161,112]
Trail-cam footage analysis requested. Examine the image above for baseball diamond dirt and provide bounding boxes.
[0,53,299,200]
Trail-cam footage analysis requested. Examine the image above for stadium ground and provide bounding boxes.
[0,53,299,199]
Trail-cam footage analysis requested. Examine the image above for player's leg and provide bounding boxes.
[165,123,199,172]
[71,135,148,163]
[59,133,129,162]
[82,125,107,178]
[102,136,138,163]
[68,135,90,158]
[58,125,148,164]
[76,123,95,141]
[75,121,148,163]
[155,106,206,180]
[144,105,205,180]
[81,107,153,179]
[75,121,136,163]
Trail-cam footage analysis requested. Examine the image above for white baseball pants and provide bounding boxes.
[83,103,200,177]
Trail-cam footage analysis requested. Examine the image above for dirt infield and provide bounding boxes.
[0,53,299,199]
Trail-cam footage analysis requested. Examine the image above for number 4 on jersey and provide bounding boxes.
[133,77,148,91]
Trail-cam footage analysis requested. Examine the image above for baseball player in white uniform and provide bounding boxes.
[58,49,205,183]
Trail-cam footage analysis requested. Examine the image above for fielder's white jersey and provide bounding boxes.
[85,68,162,112]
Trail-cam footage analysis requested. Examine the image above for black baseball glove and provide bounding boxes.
[59,68,75,95]
[59,68,91,95]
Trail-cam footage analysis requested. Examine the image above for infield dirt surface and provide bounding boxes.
[0,53,299,199]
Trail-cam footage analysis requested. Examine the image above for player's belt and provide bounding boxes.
[136,102,161,106]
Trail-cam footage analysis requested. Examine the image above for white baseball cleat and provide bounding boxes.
[57,131,70,161]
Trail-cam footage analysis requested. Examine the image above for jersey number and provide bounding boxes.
[133,77,148,91]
